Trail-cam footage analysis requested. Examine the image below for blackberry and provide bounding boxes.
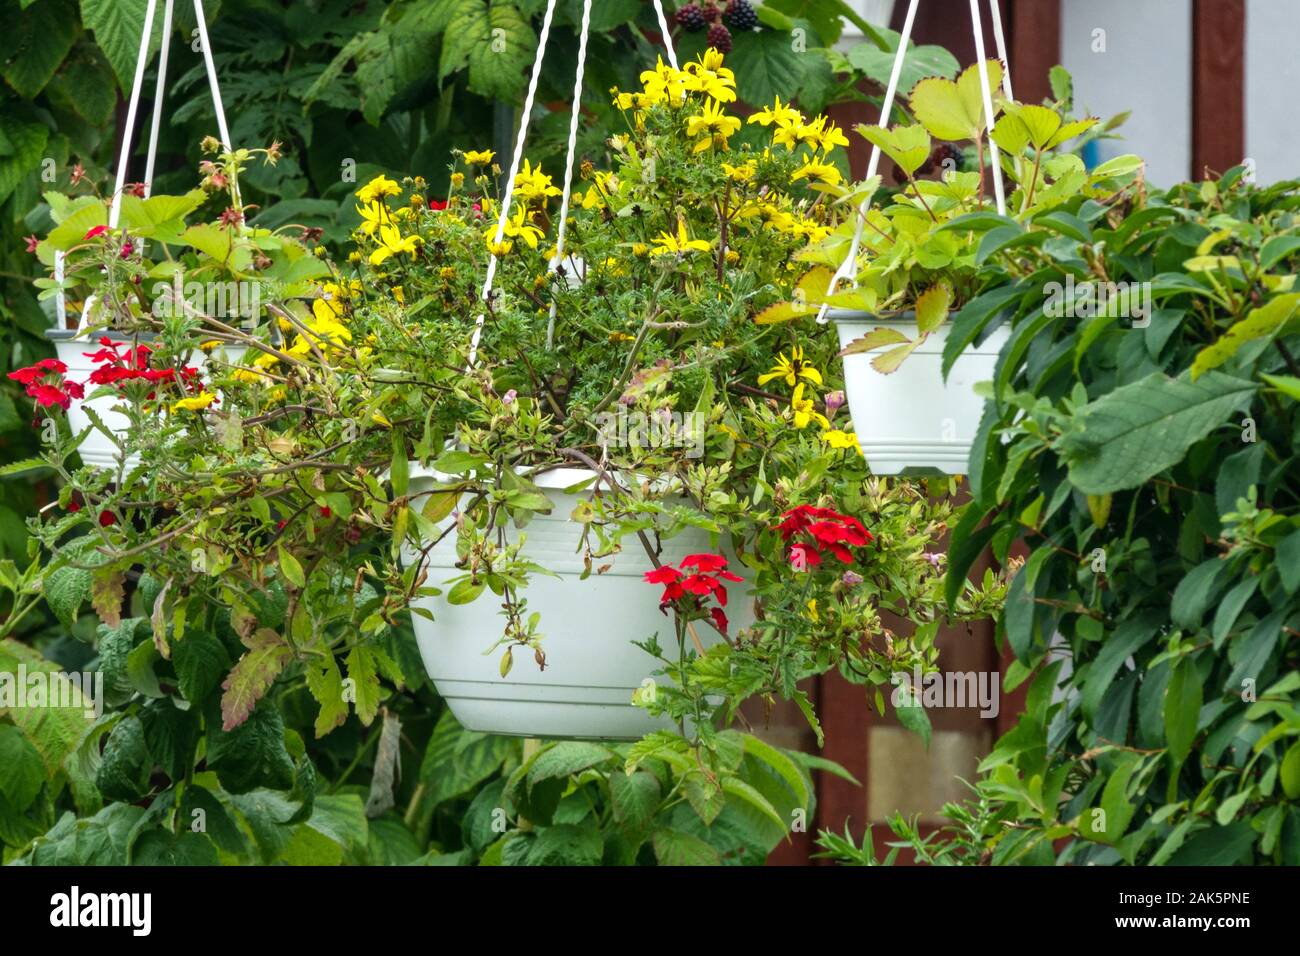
[707,22,733,52]
[723,0,758,31]
[929,143,964,175]
[675,3,707,32]
[702,3,721,23]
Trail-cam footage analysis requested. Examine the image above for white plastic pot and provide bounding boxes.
[832,311,1010,476]
[46,328,246,472]
[406,466,754,740]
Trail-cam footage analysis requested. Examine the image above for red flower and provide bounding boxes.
[128,182,146,198]
[320,506,333,519]
[84,225,109,240]
[27,383,71,409]
[778,504,872,568]
[98,510,117,527]
[7,367,42,385]
[428,198,449,211]
[644,552,740,635]
[709,606,729,635]
[24,235,39,254]
[644,564,685,604]
[36,358,68,374]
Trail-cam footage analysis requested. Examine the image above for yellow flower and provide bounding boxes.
[369,222,422,266]
[748,96,802,130]
[463,149,495,165]
[171,391,217,413]
[356,201,388,237]
[485,206,544,254]
[806,599,819,622]
[392,285,404,304]
[513,159,562,205]
[650,218,711,256]
[721,159,757,182]
[821,429,862,454]
[198,340,222,352]
[759,346,823,388]
[356,174,401,204]
[638,57,689,107]
[791,158,843,186]
[686,99,741,153]
[450,172,464,187]
[791,382,829,429]
[683,48,737,103]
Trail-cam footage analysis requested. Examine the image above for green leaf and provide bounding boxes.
[345,645,382,725]
[1166,822,1255,865]
[1281,741,1300,800]
[1164,658,1203,770]
[609,770,661,835]
[527,741,615,788]
[131,829,220,866]
[3,0,78,98]
[221,628,292,731]
[857,123,931,177]
[466,2,537,101]
[524,822,603,866]
[651,826,721,866]
[140,699,200,782]
[1277,528,1300,595]
[79,0,164,93]
[94,715,151,802]
[914,283,951,334]
[277,546,305,589]
[0,725,45,811]
[1057,371,1258,494]
[846,38,958,94]
[304,654,348,738]
[172,628,232,703]
[1191,294,1300,380]
[909,59,1003,141]
[205,697,295,794]
[837,326,910,356]
[44,561,92,628]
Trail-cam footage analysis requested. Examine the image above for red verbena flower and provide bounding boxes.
[84,225,109,240]
[644,552,741,635]
[778,504,873,568]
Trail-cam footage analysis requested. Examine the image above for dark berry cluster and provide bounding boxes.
[674,0,758,52]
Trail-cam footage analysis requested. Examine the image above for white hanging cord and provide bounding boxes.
[815,0,918,324]
[143,0,175,197]
[466,0,560,370]
[109,0,159,229]
[545,0,593,350]
[651,0,679,70]
[969,0,1006,215]
[193,0,242,213]
[988,0,1014,99]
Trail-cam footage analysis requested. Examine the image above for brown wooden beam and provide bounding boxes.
[1192,0,1245,180]
[1008,0,1061,104]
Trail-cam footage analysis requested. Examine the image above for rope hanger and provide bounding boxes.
[468,0,680,369]
[816,0,1013,324]
[66,0,236,334]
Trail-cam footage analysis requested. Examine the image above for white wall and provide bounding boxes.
[1245,0,1300,185]
[1061,0,1192,186]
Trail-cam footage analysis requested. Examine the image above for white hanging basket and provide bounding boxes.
[406,465,754,740]
[832,311,1009,475]
[47,310,247,471]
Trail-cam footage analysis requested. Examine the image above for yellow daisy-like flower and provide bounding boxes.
[683,48,737,103]
[759,346,823,388]
[356,174,401,204]
[638,57,689,107]
[650,218,711,256]
[686,98,741,153]
[513,159,562,205]
[171,391,217,413]
[791,158,843,186]
[748,96,802,130]
[198,340,223,352]
[484,206,544,255]
[463,149,495,165]
[791,382,829,430]
[721,159,757,182]
[356,201,388,237]
[369,222,422,266]
[821,429,862,454]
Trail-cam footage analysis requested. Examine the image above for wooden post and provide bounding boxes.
[1191,0,1246,180]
